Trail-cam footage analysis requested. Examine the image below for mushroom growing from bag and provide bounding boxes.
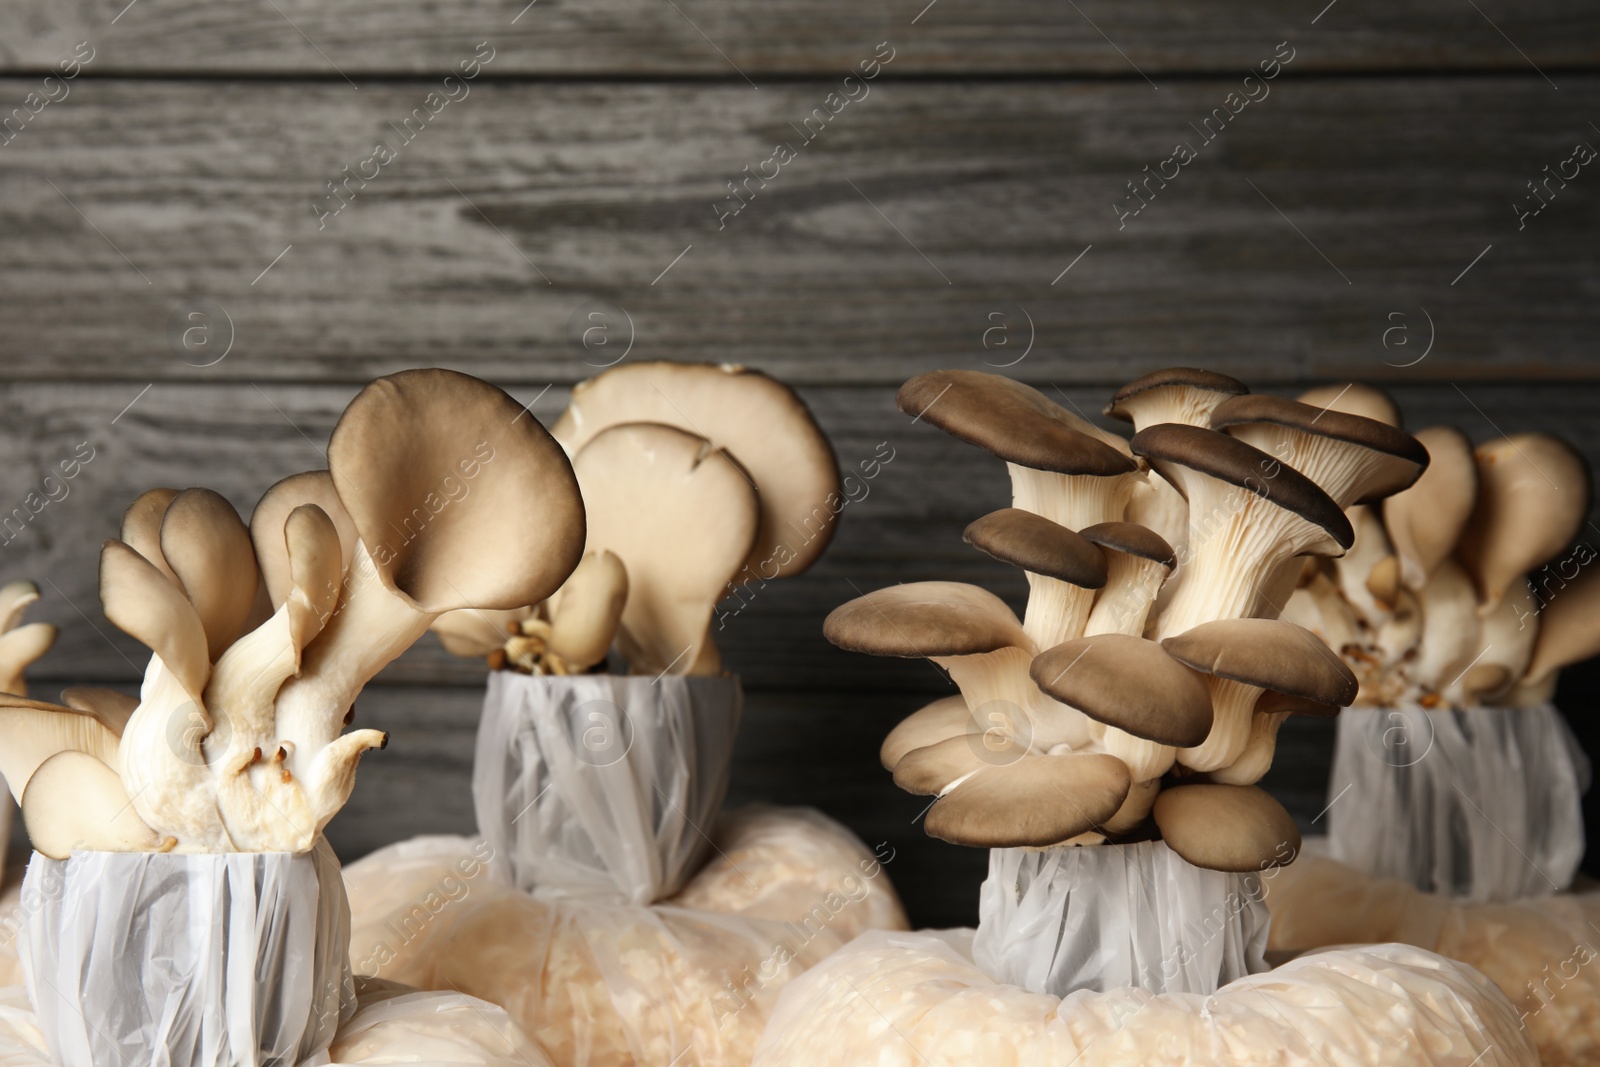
[0,369,586,854]
[432,361,840,677]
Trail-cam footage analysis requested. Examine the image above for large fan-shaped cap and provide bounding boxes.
[897,371,1135,476]
[328,368,586,613]
[552,361,839,579]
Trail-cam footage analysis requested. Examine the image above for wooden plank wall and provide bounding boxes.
[0,1,1596,926]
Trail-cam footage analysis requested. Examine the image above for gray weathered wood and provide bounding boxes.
[0,1,1595,76]
[4,379,1599,690]
[0,78,1596,384]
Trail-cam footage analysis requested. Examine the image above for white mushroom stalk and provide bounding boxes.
[0,369,586,856]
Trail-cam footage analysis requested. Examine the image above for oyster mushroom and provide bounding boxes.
[1382,427,1478,591]
[1077,521,1174,637]
[922,752,1132,848]
[962,507,1107,650]
[1153,782,1301,871]
[22,750,168,859]
[1296,382,1404,428]
[1105,367,1249,431]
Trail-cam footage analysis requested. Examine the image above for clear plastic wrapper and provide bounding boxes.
[973,843,1270,996]
[19,845,354,1067]
[1327,703,1588,901]
[327,981,555,1066]
[475,672,742,905]
[1266,849,1600,1067]
[344,806,907,1067]
[752,928,1538,1066]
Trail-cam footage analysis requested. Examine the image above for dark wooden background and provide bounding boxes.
[0,1,1597,927]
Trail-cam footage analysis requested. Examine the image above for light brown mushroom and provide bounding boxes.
[119,488,181,583]
[1153,783,1300,872]
[963,508,1107,650]
[546,550,629,672]
[21,750,166,859]
[160,488,263,661]
[880,695,972,772]
[1457,433,1591,613]
[1382,427,1477,591]
[551,361,839,580]
[1411,559,1481,696]
[1296,383,1403,428]
[1522,562,1600,695]
[0,695,124,804]
[250,470,358,609]
[573,422,756,676]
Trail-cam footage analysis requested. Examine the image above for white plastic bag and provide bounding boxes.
[19,843,355,1067]
[327,982,554,1066]
[1327,703,1588,901]
[1266,849,1600,1067]
[343,806,907,1067]
[973,842,1269,996]
[752,928,1538,1066]
[474,672,742,905]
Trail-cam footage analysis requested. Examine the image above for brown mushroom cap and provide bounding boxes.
[1153,783,1301,871]
[880,695,973,771]
[551,361,839,580]
[1209,394,1429,506]
[1130,424,1353,551]
[328,368,586,613]
[100,539,211,700]
[892,733,1026,795]
[251,470,360,608]
[1161,618,1358,706]
[925,752,1132,848]
[1297,383,1403,428]
[1382,427,1478,591]
[824,581,1026,659]
[963,509,1107,588]
[1030,634,1212,746]
[159,488,262,660]
[1105,368,1248,425]
[1524,564,1600,687]
[1078,521,1176,568]
[1253,689,1341,718]
[120,488,181,583]
[897,371,1135,477]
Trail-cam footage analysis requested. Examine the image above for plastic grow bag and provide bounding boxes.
[751,928,1538,1066]
[474,671,742,905]
[1326,702,1588,902]
[1266,848,1600,1067]
[344,806,907,1067]
[973,842,1270,997]
[18,843,355,1067]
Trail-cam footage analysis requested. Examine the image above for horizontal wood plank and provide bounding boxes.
[0,1,1595,77]
[4,380,1600,690]
[0,78,1596,384]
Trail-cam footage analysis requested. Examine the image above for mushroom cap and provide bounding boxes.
[1382,427,1478,590]
[897,370,1135,477]
[251,470,360,608]
[60,687,137,735]
[1524,563,1600,687]
[328,368,586,614]
[824,581,1026,659]
[1153,783,1300,871]
[1105,368,1248,423]
[120,488,181,582]
[1130,423,1353,550]
[880,695,972,771]
[1161,618,1358,705]
[551,361,839,580]
[1030,634,1212,746]
[100,539,211,700]
[963,509,1107,588]
[1253,689,1341,718]
[574,421,758,676]
[1209,394,1429,505]
[0,694,124,803]
[1078,521,1176,568]
[22,750,162,859]
[892,733,1026,795]
[1297,383,1403,428]
[1457,433,1592,611]
[925,752,1133,848]
[159,488,262,660]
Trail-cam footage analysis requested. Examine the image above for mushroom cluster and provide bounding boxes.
[1277,391,1597,708]
[433,361,839,677]
[826,369,1437,873]
[0,369,584,856]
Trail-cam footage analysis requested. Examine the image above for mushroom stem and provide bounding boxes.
[1021,572,1095,650]
[1177,678,1259,773]
[1007,463,1131,532]
[1157,516,1299,638]
[1102,777,1160,834]
[1208,711,1287,785]
[1084,554,1167,637]
[1101,729,1174,781]
[937,647,1089,752]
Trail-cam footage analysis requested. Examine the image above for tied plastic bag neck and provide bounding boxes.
[19,842,355,1067]
[473,672,743,905]
[1327,703,1589,902]
[972,842,1271,997]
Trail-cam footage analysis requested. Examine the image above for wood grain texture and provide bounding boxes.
[0,0,1595,76]
[5,379,1600,689]
[0,78,1596,384]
